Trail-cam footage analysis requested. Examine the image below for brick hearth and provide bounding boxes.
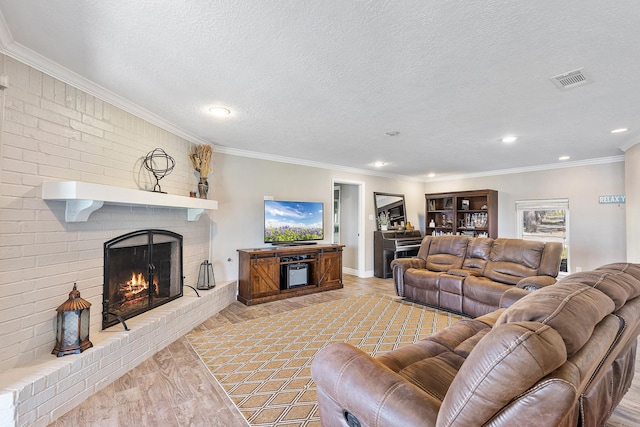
[0,280,236,427]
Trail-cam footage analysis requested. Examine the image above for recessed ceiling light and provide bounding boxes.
[372,161,386,167]
[427,173,436,178]
[501,136,518,143]
[558,155,571,161]
[208,106,231,116]
[610,128,628,134]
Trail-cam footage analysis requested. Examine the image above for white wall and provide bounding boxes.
[210,151,628,282]
[423,161,627,272]
[209,153,426,280]
[339,183,359,270]
[625,143,640,262]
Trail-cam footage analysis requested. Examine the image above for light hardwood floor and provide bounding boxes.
[50,275,640,427]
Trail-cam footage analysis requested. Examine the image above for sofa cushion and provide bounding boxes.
[424,235,468,272]
[496,283,614,357]
[378,319,490,370]
[483,238,544,284]
[416,235,432,260]
[598,262,640,279]
[438,321,566,426]
[463,276,511,304]
[557,263,640,310]
[538,241,563,276]
[491,238,545,268]
[460,237,492,274]
[404,269,442,288]
[377,319,491,401]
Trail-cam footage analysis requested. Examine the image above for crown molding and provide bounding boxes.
[619,139,640,152]
[424,155,625,183]
[0,10,13,50]
[218,145,625,184]
[214,146,425,182]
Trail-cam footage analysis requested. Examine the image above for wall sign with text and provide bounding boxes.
[599,195,626,204]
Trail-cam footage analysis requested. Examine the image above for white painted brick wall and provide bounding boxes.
[0,56,234,426]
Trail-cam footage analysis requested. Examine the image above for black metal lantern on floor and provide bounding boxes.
[52,283,93,357]
[197,260,216,290]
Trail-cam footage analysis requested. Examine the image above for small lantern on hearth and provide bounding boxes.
[197,260,216,290]
[52,283,93,357]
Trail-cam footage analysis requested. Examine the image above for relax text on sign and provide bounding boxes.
[599,195,626,204]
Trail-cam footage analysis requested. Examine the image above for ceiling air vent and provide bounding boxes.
[550,68,590,90]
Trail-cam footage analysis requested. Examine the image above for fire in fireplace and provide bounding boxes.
[103,229,183,329]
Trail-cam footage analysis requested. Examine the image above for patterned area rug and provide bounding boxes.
[187,294,463,426]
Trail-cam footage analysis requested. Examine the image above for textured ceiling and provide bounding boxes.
[0,1,638,180]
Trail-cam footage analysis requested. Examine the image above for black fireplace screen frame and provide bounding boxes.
[103,229,183,329]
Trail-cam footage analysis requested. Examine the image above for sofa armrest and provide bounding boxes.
[391,257,426,272]
[500,288,531,308]
[390,257,426,296]
[516,275,558,291]
[312,342,439,427]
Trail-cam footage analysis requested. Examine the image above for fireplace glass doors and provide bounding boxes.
[103,230,183,329]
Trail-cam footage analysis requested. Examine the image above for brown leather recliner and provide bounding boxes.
[391,235,563,317]
[312,263,640,427]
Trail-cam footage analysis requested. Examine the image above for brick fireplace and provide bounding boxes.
[0,199,237,427]
[103,229,184,329]
[0,56,237,427]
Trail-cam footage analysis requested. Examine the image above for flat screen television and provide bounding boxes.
[264,200,324,244]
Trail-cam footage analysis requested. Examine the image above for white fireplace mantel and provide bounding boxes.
[42,181,218,222]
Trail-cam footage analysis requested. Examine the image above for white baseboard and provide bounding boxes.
[343,267,374,278]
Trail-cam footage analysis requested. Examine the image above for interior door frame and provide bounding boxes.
[331,178,365,277]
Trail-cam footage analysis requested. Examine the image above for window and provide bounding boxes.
[516,199,569,274]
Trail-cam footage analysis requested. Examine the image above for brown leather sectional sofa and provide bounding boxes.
[312,263,640,426]
[391,235,563,317]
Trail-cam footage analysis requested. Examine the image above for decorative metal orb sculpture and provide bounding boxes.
[143,148,175,193]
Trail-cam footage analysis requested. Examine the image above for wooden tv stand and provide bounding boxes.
[237,244,344,305]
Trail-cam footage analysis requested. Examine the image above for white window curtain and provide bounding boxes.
[515,199,569,274]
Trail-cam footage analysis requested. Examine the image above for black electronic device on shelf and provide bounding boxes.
[280,255,308,262]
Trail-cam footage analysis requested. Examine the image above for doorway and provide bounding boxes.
[331,179,365,277]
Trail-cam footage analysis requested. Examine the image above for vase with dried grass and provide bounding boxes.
[189,144,213,199]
